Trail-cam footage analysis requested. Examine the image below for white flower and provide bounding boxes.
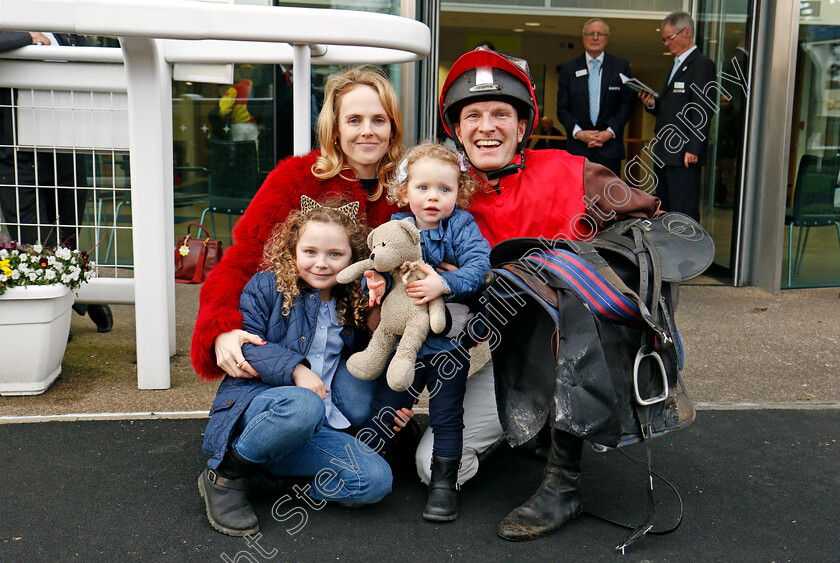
[45,270,56,281]
[0,249,7,259]
[11,270,20,280]
[11,249,19,256]
[0,274,6,282]
[61,273,71,284]
[54,263,64,273]
[28,272,37,282]
[48,256,56,265]
[56,247,72,260]
[32,244,43,253]
[20,253,29,263]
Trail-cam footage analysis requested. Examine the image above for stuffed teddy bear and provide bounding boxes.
[337,219,447,392]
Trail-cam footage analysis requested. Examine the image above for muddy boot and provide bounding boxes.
[198,448,260,536]
[422,455,460,522]
[497,430,583,541]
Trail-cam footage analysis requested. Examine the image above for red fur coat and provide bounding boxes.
[191,150,397,380]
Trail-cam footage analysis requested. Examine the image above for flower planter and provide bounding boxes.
[0,284,74,396]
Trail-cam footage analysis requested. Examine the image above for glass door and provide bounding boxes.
[694,0,756,279]
[783,4,840,288]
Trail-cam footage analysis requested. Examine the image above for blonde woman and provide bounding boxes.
[192,66,403,381]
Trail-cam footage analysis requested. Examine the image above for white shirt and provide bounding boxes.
[573,52,615,139]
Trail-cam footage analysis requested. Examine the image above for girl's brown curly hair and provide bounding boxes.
[386,141,476,209]
[261,201,369,330]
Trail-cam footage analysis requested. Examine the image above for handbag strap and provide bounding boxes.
[187,222,212,241]
[190,241,209,284]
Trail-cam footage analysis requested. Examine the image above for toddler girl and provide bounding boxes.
[362,142,492,522]
[198,197,392,536]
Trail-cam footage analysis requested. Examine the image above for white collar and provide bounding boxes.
[675,45,698,65]
[585,52,605,65]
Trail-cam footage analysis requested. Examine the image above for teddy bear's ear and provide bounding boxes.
[367,229,375,249]
[398,219,421,245]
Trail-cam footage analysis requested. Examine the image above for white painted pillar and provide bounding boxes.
[292,44,312,156]
[119,36,171,389]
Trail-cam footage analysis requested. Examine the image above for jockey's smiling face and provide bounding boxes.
[453,100,527,181]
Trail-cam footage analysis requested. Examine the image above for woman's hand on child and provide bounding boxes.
[406,264,447,305]
[293,364,329,399]
[364,270,386,307]
[391,407,415,433]
[214,329,265,378]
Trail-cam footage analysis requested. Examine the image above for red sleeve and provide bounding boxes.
[190,151,395,379]
[582,159,662,229]
[190,154,312,379]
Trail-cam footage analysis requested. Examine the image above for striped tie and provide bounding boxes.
[589,58,601,126]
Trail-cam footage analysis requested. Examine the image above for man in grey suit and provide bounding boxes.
[639,12,717,221]
[556,18,634,176]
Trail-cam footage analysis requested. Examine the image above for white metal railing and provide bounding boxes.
[0,0,430,390]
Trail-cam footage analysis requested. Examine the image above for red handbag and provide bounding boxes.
[174,223,223,284]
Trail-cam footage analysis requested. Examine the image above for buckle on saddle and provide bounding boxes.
[633,347,669,406]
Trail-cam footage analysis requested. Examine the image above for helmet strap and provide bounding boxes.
[482,148,527,181]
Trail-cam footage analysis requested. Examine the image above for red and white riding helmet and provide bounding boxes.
[439,48,539,155]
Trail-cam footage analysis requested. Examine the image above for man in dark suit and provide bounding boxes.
[639,12,717,221]
[556,18,634,176]
[0,31,112,332]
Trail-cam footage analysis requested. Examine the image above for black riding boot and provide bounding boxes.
[198,448,260,536]
[422,456,460,522]
[497,429,583,541]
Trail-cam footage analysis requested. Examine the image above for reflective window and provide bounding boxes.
[784,7,840,288]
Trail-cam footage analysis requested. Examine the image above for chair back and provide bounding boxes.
[206,140,263,214]
[791,155,840,227]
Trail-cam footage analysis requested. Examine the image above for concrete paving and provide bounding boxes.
[2,280,839,419]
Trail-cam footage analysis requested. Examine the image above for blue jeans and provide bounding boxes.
[231,369,390,505]
[329,359,378,428]
[361,348,469,459]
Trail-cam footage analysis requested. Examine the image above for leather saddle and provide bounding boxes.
[483,213,713,448]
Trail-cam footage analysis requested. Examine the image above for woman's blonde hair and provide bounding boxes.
[313,66,404,201]
[261,201,369,330]
[387,141,476,209]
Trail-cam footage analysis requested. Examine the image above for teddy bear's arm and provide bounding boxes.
[336,259,375,284]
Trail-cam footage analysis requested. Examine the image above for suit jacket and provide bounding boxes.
[646,48,717,167]
[557,52,634,160]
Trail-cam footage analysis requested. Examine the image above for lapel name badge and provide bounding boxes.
[575,69,588,78]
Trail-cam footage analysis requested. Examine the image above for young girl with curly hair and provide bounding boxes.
[199,199,392,537]
[362,142,492,523]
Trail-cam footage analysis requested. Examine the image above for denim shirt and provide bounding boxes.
[305,298,350,429]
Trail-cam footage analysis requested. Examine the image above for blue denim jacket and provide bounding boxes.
[391,209,491,354]
[202,271,362,468]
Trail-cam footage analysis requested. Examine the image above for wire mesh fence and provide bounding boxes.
[0,86,133,275]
